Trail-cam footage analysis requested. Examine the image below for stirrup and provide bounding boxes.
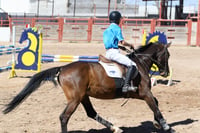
[122,85,137,93]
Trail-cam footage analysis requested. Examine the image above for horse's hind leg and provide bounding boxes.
[59,100,80,133]
[81,96,123,133]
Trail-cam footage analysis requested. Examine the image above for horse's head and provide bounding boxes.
[139,30,171,77]
[19,29,28,44]
[134,41,171,77]
[153,42,171,77]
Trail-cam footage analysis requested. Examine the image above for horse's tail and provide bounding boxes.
[3,66,61,114]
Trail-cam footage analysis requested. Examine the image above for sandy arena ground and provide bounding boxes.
[0,42,200,133]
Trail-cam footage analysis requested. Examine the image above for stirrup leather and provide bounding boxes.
[122,85,137,92]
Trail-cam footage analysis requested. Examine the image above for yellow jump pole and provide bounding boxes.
[37,32,43,73]
[141,29,147,46]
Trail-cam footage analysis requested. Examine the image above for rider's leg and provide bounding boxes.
[105,49,138,92]
[122,65,138,92]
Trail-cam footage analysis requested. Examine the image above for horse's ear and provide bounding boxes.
[166,41,172,48]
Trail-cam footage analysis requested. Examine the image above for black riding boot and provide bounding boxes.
[122,66,138,93]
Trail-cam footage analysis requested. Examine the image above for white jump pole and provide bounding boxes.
[9,26,17,78]
[12,26,16,65]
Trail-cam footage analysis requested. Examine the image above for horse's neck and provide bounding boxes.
[135,51,155,73]
[142,54,154,70]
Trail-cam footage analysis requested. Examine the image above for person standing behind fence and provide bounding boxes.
[103,11,139,93]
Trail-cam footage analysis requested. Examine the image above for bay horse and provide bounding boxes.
[3,42,175,133]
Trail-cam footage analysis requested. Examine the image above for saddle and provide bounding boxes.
[98,54,126,78]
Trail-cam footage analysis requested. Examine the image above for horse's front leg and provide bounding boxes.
[152,96,162,129]
[142,91,175,132]
[152,97,171,131]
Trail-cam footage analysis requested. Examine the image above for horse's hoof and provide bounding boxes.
[111,126,123,133]
[163,124,170,131]
[153,120,161,129]
[154,119,170,131]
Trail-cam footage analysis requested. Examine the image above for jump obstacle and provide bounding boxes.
[0,66,12,73]
[1,25,97,76]
[0,25,43,78]
[0,45,24,73]
[42,54,99,63]
[0,46,25,56]
[10,26,42,78]
[0,46,13,72]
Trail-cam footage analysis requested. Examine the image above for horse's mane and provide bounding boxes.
[135,42,159,53]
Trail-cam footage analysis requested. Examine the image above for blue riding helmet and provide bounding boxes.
[109,11,122,25]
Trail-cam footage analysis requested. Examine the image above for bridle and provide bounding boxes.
[155,47,169,76]
[132,46,169,76]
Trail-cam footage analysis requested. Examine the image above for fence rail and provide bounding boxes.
[0,17,199,46]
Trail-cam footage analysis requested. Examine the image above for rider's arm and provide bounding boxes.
[120,40,134,49]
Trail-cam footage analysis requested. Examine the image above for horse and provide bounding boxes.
[3,42,175,133]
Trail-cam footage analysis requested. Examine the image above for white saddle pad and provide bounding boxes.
[99,61,123,78]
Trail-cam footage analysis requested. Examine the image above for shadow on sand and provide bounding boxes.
[68,118,198,133]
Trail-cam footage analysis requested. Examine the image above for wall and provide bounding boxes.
[0,27,10,42]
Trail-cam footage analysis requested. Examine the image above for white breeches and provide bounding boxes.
[105,49,137,67]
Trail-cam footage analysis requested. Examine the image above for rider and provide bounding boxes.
[103,10,138,93]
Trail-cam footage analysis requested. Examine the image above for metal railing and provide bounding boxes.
[0,17,199,46]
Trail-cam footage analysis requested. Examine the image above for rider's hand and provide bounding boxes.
[130,44,134,50]
[121,40,134,50]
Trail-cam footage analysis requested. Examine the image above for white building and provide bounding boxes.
[0,0,198,19]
